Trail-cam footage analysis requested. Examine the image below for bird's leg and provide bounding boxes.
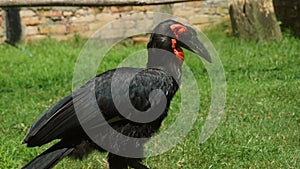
[107,153,128,169]
[107,153,149,169]
[128,159,149,169]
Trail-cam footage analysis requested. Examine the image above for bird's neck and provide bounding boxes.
[147,48,183,85]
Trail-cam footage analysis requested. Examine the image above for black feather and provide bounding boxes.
[22,19,193,169]
[22,140,74,169]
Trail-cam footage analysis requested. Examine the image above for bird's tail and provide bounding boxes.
[22,141,74,169]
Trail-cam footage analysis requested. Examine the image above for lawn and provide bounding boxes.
[0,25,299,168]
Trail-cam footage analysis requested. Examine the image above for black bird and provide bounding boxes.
[22,19,211,169]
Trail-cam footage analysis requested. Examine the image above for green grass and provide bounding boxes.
[0,26,299,169]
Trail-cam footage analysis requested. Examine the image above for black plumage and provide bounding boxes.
[22,20,211,169]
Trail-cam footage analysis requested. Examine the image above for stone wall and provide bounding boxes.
[1,0,299,42]
[0,0,230,42]
[174,0,229,29]
[273,0,300,37]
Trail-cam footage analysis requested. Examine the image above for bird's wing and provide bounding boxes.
[23,69,119,147]
[23,93,75,146]
[23,68,178,147]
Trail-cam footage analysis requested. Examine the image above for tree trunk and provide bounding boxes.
[229,0,282,41]
[5,8,22,45]
[273,0,300,38]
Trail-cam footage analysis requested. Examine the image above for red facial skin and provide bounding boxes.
[170,24,188,61]
[170,24,188,39]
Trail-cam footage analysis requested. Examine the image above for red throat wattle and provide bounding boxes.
[171,39,184,62]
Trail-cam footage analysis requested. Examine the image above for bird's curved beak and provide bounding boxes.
[179,35,212,63]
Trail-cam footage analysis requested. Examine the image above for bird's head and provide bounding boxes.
[147,19,211,66]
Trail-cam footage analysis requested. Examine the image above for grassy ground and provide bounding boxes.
[0,25,299,168]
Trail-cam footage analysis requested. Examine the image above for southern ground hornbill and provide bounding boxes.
[22,19,211,169]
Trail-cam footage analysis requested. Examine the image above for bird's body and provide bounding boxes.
[25,68,178,146]
[22,20,211,169]
[23,68,178,169]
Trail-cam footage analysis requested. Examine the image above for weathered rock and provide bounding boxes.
[229,0,282,41]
